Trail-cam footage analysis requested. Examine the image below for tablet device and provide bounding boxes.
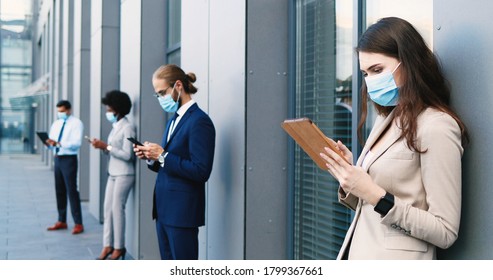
[36,131,50,145]
[127,137,143,146]
[281,118,350,170]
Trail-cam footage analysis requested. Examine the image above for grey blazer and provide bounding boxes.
[337,108,463,260]
[106,117,136,176]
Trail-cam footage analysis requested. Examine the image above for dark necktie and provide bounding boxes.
[56,120,66,154]
[167,113,179,142]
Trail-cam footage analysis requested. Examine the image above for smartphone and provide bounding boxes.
[84,135,92,143]
[127,137,144,146]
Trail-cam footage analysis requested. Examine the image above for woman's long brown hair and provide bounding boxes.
[357,17,469,151]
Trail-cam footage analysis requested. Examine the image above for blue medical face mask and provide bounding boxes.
[57,112,68,120]
[365,62,401,106]
[158,83,180,113]
[105,112,117,123]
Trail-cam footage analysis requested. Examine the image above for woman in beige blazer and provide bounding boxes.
[320,17,469,260]
[90,90,135,260]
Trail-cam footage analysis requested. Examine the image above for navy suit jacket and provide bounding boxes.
[149,103,215,228]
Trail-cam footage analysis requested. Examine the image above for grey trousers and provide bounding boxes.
[103,175,134,249]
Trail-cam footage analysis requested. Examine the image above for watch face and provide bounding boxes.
[158,154,165,164]
[376,199,393,213]
[374,193,394,216]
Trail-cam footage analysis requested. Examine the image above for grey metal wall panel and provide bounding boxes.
[47,0,54,168]
[207,0,246,259]
[73,0,91,201]
[89,0,120,221]
[181,0,210,260]
[120,0,141,260]
[434,0,493,259]
[245,0,289,260]
[53,0,63,102]
[88,22,102,217]
[119,0,165,260]
[207,0,247,260]
[182,0,247,260]
[62,0,74,103]
[137,0,167,260]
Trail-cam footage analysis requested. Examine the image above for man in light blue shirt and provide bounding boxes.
[45,100,84,234]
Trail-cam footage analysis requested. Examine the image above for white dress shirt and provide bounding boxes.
[148,99,197,167]
[167,99,196,141]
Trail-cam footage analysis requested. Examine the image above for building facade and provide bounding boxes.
[0,0,33,154]
[28,0,492,260]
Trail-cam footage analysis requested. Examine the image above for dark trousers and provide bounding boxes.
[54,155,83,225]
[155,219,198,260]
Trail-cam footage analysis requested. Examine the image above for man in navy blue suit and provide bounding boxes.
[134,64,215,260]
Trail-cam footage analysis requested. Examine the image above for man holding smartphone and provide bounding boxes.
[133,64,215,260]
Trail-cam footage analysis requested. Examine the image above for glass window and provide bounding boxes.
[167,49,181,66]
[0,0,33,154]
[0,0,32,107]
[166,0,181,65]
[293,0,352,260]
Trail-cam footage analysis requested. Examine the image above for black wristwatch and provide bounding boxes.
[374,192,394,217]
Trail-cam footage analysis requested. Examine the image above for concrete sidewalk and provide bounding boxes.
[0,154,103,260]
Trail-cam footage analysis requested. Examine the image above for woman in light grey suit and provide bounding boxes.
[91,90,135,260]
[320,17,469,259]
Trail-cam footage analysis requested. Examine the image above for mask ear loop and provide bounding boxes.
[176,89,182,105]
[170,82,179,102]
[170,81,183,108]
[392,62,402,74]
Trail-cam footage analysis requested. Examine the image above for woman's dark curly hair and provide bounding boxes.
[101,90,132,116]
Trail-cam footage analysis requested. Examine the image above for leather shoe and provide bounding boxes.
[47,221,68,231]
[72,224,84,234]
[109,248,126,260]
[96,247,114,260]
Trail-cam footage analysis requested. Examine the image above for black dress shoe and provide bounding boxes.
[109,248,126,260]
[96,247,114,260]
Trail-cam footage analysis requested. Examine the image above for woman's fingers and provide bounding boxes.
[325,146,349,166]
[321,145,354,177]
[337,140,349,153]
[321,152,344,181]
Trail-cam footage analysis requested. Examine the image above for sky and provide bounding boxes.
[0,0,31,20]
[0,0,32,32]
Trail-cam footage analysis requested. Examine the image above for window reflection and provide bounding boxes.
[167,0,182,49]
[293,0,352,260]
[167,0,181,65]
[0,0,33,154]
